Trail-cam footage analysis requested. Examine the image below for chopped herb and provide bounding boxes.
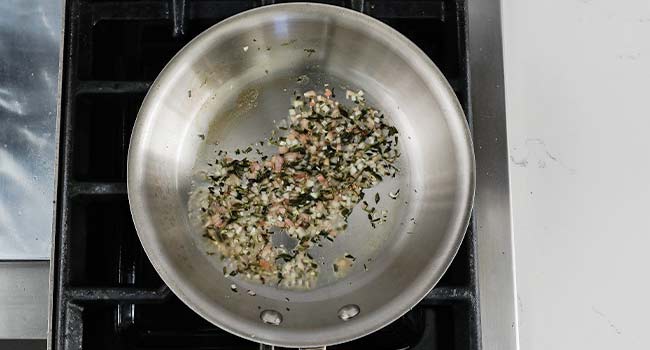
[195,88,400,289]
[276,253,293,262]
[368,169,383,181]
[304,48,316,57]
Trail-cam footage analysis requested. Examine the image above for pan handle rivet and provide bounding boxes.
[337,304,360,321]
[260,309,283,325]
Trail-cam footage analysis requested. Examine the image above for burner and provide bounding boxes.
[52,1,480,349]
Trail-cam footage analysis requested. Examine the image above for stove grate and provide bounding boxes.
[51,1,480,349]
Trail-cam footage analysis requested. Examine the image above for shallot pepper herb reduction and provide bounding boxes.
[197,88,400,288]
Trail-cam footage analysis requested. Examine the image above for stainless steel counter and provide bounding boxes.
[468,0,520,349]
[0,0,62,260]
[0,0,63,343]
[0,262,49,339]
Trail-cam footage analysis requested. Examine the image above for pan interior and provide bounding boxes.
[187,68,411,293]
[128,4,473,348]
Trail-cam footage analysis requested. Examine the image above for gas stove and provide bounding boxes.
[50,1,514,349]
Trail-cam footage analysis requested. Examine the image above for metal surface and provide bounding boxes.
[0,340,46,350]
[467,0,519,349]
[0,261,49,339]
[0,0,62,259]
[128,3,475,348]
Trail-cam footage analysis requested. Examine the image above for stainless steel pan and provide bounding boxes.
[128,3,474,348]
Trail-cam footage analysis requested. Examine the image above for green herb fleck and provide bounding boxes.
[304,48,316,57]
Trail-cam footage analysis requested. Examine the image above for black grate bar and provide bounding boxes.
[84,1,445,23]
[52,1,81,348]
[349,0,365,12]
[65,285,172,303]
[83,1,170,25]
[190,1,265,20]
[69,182,127,196]
[365,1,444,19]
[76,81,152,95]
[423,286,472,303]
[171,0,188,37]
[63,302,83,350]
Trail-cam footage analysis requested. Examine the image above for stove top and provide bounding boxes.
[51,1,486,349]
